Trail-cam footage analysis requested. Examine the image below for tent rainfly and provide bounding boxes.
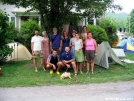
[94,41,123,69]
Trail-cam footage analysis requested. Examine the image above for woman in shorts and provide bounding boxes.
[85,32,97,74]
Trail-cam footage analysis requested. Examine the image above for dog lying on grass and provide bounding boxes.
[60,72,72,80]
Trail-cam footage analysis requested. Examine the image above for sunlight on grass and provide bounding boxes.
[0,53,134,87]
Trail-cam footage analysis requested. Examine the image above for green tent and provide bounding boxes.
[94,41,123,69]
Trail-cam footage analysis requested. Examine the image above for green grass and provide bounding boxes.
[0,53,134,87]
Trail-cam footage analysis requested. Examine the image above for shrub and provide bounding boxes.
[15,19,42,52]
[99,18,118,46]
[87,25,108,44]
[0,9,16,64]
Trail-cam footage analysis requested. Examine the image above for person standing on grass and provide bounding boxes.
[50,28,62,57]
[57,47,77,76]
[81,26,89,67]
[85,32,97,74]
[31,29,44,72]
[74,34,84,74]
[61,31,70,54]
[70,30,76,54]
[46,50,60,74]
[42,31,50,71]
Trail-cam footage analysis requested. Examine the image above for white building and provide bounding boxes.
[0,2,97,29]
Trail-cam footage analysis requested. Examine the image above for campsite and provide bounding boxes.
[0,41,134,87]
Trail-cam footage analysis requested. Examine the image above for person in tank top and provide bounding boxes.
[85,32,97,74]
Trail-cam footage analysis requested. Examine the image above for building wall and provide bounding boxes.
[0,2,15,16]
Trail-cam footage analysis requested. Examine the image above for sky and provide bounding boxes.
[114,0,134,14]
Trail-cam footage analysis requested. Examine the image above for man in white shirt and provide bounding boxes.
[31,29,44,72]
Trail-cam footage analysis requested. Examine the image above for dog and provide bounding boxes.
[60,72,72,80]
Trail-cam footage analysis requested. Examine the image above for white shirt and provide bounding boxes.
[31,35,43,51]
[74,39,82,50]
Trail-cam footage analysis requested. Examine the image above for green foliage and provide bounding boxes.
[15,19,42,51]
[130,9,134,34]
[106,12,128,31]
[87,25,108,44]
[0,53,133,87]
[99,18,118,46]
[0,9,16,64]
[0,0,122,33]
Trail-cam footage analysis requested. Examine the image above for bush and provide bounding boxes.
[99,18,118,46]
[15,19,42,52]
[87,25,108,44]
[0,9,16,64]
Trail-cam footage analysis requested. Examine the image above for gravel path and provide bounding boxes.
[0,81,134,101]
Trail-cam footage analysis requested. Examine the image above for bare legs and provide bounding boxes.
[87,60,94,74]
[33,58,38,72]
[76,62,83,74]
[57,61,77,76]
[42,58,46,71]
[33,57,46,72]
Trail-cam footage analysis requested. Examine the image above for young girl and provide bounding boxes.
[42,31,50,71]
[74,34,84,74]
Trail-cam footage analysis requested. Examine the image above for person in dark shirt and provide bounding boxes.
[50,28,62,57]
[46,50,60,74]
[57,47,77,76]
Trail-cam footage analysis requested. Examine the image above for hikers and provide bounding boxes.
[46,50,60,74]
[50,28,62,57]
[31,29,44,72]
[85,32,97,74]
[42,31,50,71]
[31,27,98,75]
[57,47,77,76]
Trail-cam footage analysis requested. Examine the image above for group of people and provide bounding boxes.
[31,26,97,76]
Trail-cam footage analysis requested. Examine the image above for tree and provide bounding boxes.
[0,0,122,33]
[99,18,118,46]
[15,19,42,51]
[130,9,134,34]
[87,25,108,44]
[0,9,17,64]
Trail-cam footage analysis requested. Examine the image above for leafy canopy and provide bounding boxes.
[0,0,122,33]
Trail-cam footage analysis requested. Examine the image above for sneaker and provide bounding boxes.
[35,69,38,72]
[50,70,53,74]
[43,68,46,72]
[56,71,60,75]
[74,73,77,77]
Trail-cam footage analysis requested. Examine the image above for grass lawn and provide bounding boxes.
[0,53,134,87]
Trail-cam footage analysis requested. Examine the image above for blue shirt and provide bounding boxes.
[50,34,62,49]
[61,51,75,61]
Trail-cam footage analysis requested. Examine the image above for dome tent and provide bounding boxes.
[7,42,32,61]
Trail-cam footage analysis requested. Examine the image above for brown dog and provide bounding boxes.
[60,72,72,80]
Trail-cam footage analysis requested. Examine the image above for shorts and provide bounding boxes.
[33,51,44,58]
[86,50,95,61]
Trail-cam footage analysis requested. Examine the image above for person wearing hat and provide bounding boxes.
[42,31,50,71]
[50,28,62,57]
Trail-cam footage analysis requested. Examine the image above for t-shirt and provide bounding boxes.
[61,51,75,61]
[50,34,62,49]
[31,35,43,51]
[47,54,60,65]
